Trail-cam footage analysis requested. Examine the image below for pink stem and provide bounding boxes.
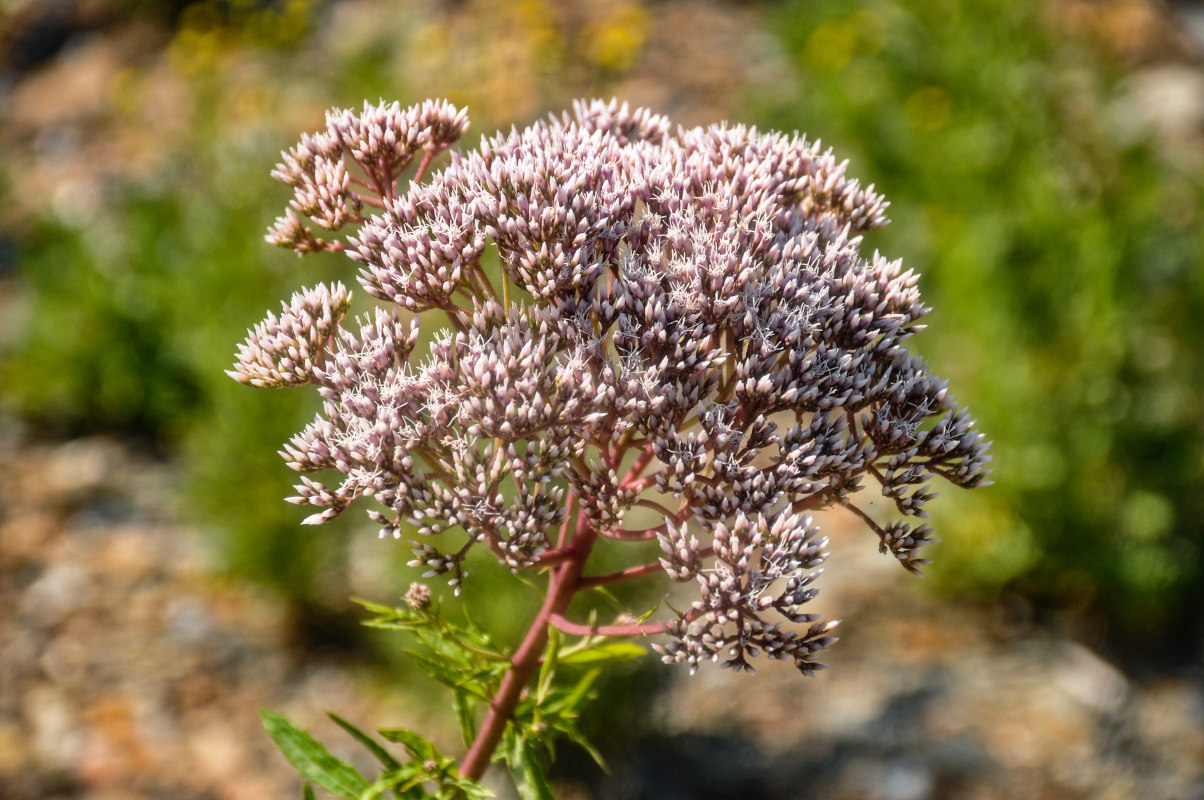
[603,503,693,541]
[578,561,666,589]
[352,192,387,209]
[548,613,670,637]
[412,150,435,183]
[578,545,715,589]
[791,489,831,514]
[600,525,663,541]
[459,507,598,781]
[526,546,575,568]
[623,474,660,494]
[620,444,657,487]
[556,491,577,548]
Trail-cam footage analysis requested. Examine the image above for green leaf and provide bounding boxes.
[261,710,371,800]
[558,641,647,667]
[405,652,494,700]
[303,784,317,800]
[352,597,402,618]
[537,670,599,717]
[536,627,561,705]
[635,600,661,624]
[453,611,501,649]
[563,671,600,709]
[504,729,554,800]
[361,619,416,633]
[454,692,477,748]
[552,720,608,772]
[359,766,427,800]
[354,598,508,663]
[440,777,495,800]
[377,727,437,764]
[328,713,403,771]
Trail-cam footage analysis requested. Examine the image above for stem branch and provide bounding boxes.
[459,506,598,781]
[579,545,715,589]
[548,614,670,637]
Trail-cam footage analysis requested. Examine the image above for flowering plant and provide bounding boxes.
[231,98,990,798]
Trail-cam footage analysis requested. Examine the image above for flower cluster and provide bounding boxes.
[231,98,991,675]
[265,99,469,251]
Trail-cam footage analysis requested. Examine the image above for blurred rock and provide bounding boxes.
[1054,641,1129,714]
[20,561,92,628]
[625,557,1203,800]
[5,33,118,130]
[0,434,391,799]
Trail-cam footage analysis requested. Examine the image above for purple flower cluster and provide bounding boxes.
[231,99,991,675]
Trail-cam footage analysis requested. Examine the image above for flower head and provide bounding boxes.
[233,99,990,675]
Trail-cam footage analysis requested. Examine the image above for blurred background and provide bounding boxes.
[1,0,1202,798]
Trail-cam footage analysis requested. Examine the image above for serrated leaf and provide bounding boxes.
[327,713,402,772]
[558,642,647,667]
[504,730,554,800]
[359,766,427,800]
[352,597,400,618]
[454,693,477,748]
[361,619,418,632]
[261,711,370,800]
[553,720,608,772]
[538,670,599,717]
[455,611,498,647]
[440,777,495,800]
[536,627,561,706]
[377,727,437,763]
[414,632,482,670]
[563,670,601,708]
[405,652,493,700]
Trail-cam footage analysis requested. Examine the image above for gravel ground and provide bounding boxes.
[0,433,410,800]
[2,435,1202,800]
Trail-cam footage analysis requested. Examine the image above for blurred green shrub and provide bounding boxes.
[118,0,321,48]
[0,121,360,603]
[759,0,1204,655]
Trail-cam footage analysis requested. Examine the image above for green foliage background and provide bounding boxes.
[759,0,1204,657]
[2,0,1202,663]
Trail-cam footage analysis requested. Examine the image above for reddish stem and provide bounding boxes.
[578,545,715,589]
[840,499,886,541]
[458,479,693,780]
[791,489,831,514]
[526,546,574,568]
[600,525,663,541]
[632,497,676,517]
[599,435,615,471]
[351,192,387,209]
[603,503,693,541]
[412,150,435,183]
[622,474,660,494]
[556,491,577,549]
[578,560,666,589]
[459,508,599,781]
[620,443,657,487]
[548,613,670,637]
